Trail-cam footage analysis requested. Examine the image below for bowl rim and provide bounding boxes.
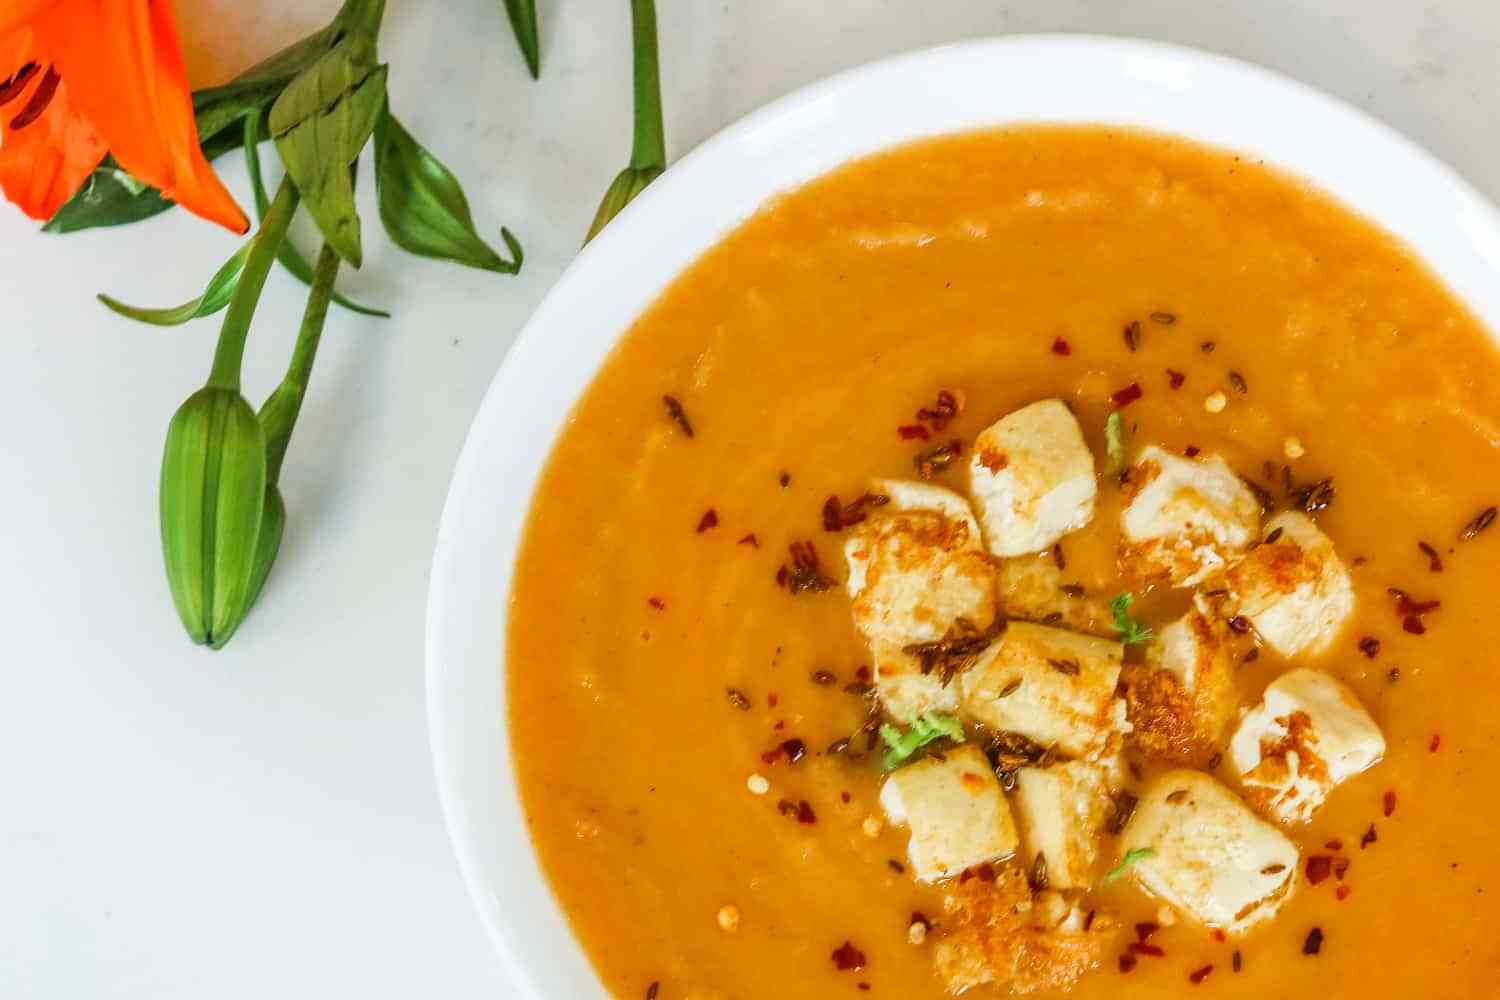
[426,32,1500,997]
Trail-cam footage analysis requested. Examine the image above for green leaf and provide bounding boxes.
[1101,847,1155,885]
[881,713,966,771]
[1110,592,1154,645]
[373,110,523,275]
[501,0,541,78]
[97,242,253,326]
[270,31,388,267]
[244,115,389,317]
[1105,411,1126,472]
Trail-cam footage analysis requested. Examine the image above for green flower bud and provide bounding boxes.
[159,387,268,648]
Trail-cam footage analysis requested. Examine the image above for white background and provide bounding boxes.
[3,2,1498,996]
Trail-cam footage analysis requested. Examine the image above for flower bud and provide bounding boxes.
[159,387,267,648]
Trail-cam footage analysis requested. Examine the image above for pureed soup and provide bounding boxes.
[508,127,1500,999]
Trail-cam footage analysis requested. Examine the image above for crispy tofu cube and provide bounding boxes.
[1119,446,1261,587]
[873,639,961,720]
[995,554,1116,638]
[1118,770,1299,933]
[1225,511,1354,657]
[968,399,1097,557]
[1122,597,1244,767]
[845,505,997,646]
[960,622,1128,760]
[1229,668,1386,825]
[1012,760,1117,889]
[935,865,1115,995]
[880,744,1020,882]
[872,478,983,542]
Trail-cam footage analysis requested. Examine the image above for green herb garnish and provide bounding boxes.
[880,713,965,771]
[1101,846,1155,885]
[1104,410,1126,472]
[1110,592,1154,645]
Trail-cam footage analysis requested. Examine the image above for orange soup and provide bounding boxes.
[508,127,1500,999]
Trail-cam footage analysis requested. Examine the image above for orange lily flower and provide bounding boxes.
[0,0,246,232]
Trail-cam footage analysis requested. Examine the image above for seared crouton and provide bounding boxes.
[1121,597,1244,767]
[881,744,1020,882]
[995,553,1116,638]
[934,864,1115,994]
[1229,668,1385,825]
[961,622,1128,760]
[1225,511,1354,657]
[1118,770,1298,933]
[845,507,997,647]
[1012,760,1117,888]
[969,399,1097,557]
[1119,446,1261,587]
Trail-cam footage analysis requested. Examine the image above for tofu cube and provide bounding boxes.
[873,639,961,720]
[880,744,1020,882]
[995,553,1117,639]
[1119,446,1261,587]
[1012,760,1117,889]
[872,478,983,542]
[1225,511,1354,657]
[1229,668,1386,825]
[968,399,1097,557]
[1118,770,1299,933]
[960,622,1128,760]
[1122,597,1244,767]
[845,504,997,646]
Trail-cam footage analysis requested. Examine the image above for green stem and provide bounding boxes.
[627,0,664,172]
[207,179,300,391]
[263,243,339,484]
[338,0,388,39]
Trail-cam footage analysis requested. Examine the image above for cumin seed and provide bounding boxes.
[662,395,694,437]
[1150,311,1177,325]
[1461,505,1497,540]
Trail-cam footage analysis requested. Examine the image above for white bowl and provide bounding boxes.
[426,34,1500,997]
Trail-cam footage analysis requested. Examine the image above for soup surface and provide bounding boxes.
[508,127,1500,999]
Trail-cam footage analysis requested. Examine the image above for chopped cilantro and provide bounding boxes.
[1104,411,1126,472]
[1110,592,1154,645]
[1101,846,1155,885]
[880,713,965,771]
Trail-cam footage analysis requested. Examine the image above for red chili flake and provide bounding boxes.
[796,800,817,824]
[1403,616,1426,635]
[822,495,844,531]
[1418,540,1444,572]
[1130,942,1166,958]
[1135,922,1160,942]
[855,665,871,682]
[1333,858,1350,881]
[1184,445,1201,458]
[1189,965,1214,984]
[761,749,782,765]
[1383,791,1397,817]
[776,798,796,816]
[1336,885,1352,901]
[775,565,789,588]
[897,423,932,441]
[914,439,963,479]
[1358,636,1380,659]
[1430,733,1442,752]
[696,509,719,532]
[1119,954,1139,973]
[1111,382,1144,408]
[1326,839,1344,851]
[1389,587,1440,620]
[959,869,974,885]
[646,981,660,1000]
[857,984,870,992]
[768,692,779,708]
[1360,824,1377,849]
[1305,856,1332,885]
[782,541,836,594]
[1051,337,1072,356]
[916,389,964,430]
[780,738,807,763]
[1302,928,1324,955]
[779,472,791,487]
[737,533,759,548]
[1212,929,1227,943]
[1167,369,1186,389]
[647,597,666,611]
[974,863,997,883]
[910,911,931,931]
[840,791,851,803]
[1232,950,1242,973]
[831,941,866,971]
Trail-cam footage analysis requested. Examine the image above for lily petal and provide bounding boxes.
[0,27,104,219]
[31,0,247,233]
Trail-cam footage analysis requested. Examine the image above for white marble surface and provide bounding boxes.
[2,2,1497,996]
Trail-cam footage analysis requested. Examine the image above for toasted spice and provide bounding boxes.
[663,395,694,438]
[779,472,791,487]
[1242,649,1259,664]
[1207,752,1223,770]
[1119,954,1139,973]
[1061,583,1087,598]
[1302,928,1324,956]
[1232,950,1242,973]
[1227,615,1251,635]
[1418,540,1444,572]
[1136,922,1160,943]
[1166,788,1190,805]
[1124,320,1142,352]
[737,533,759,548]
[1030,852,1050,891]
[1201,340,1216,353]
[1359,636,1380,659]
[831,941,866,971]
[903,617,1007,686]
[1112,382,1144,408]
[646,981,659,1000]
[647,596,666,611]
[1387,667,1401,683]
[915,439,963,479]
[1305,856,1332,885]
[1130,942,1166,958]
[811,670,837,686]
[726,688,752,711]
[1052,336,1072,356]
[1265,526,1285,545]
[1048,657,1081,676]
[1150,311,1177,325]
[1360,824,1377,849]
[1184,445,1201,458]
[1336,885,1352,901]
[796,800,816,824]
[888,859,905,874]
[897,424,931,441]
[696,509,719,533]
[1431,733,1442,752]
[1228,370,1248,394]
[1461,505,1497,540]
[1262,863,1288,876]
[1189,965,1214,984]
[1384,790,1397,817]
[1052,543,1066,571]
[986,729,1048,786]
[1326,839,1344,851]
[996,678,1023,698]
[780,739,807,763]
[824,737,851,756]
[916,389,964,430]
[782,541,836,595]
[1167,368,1186,389]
